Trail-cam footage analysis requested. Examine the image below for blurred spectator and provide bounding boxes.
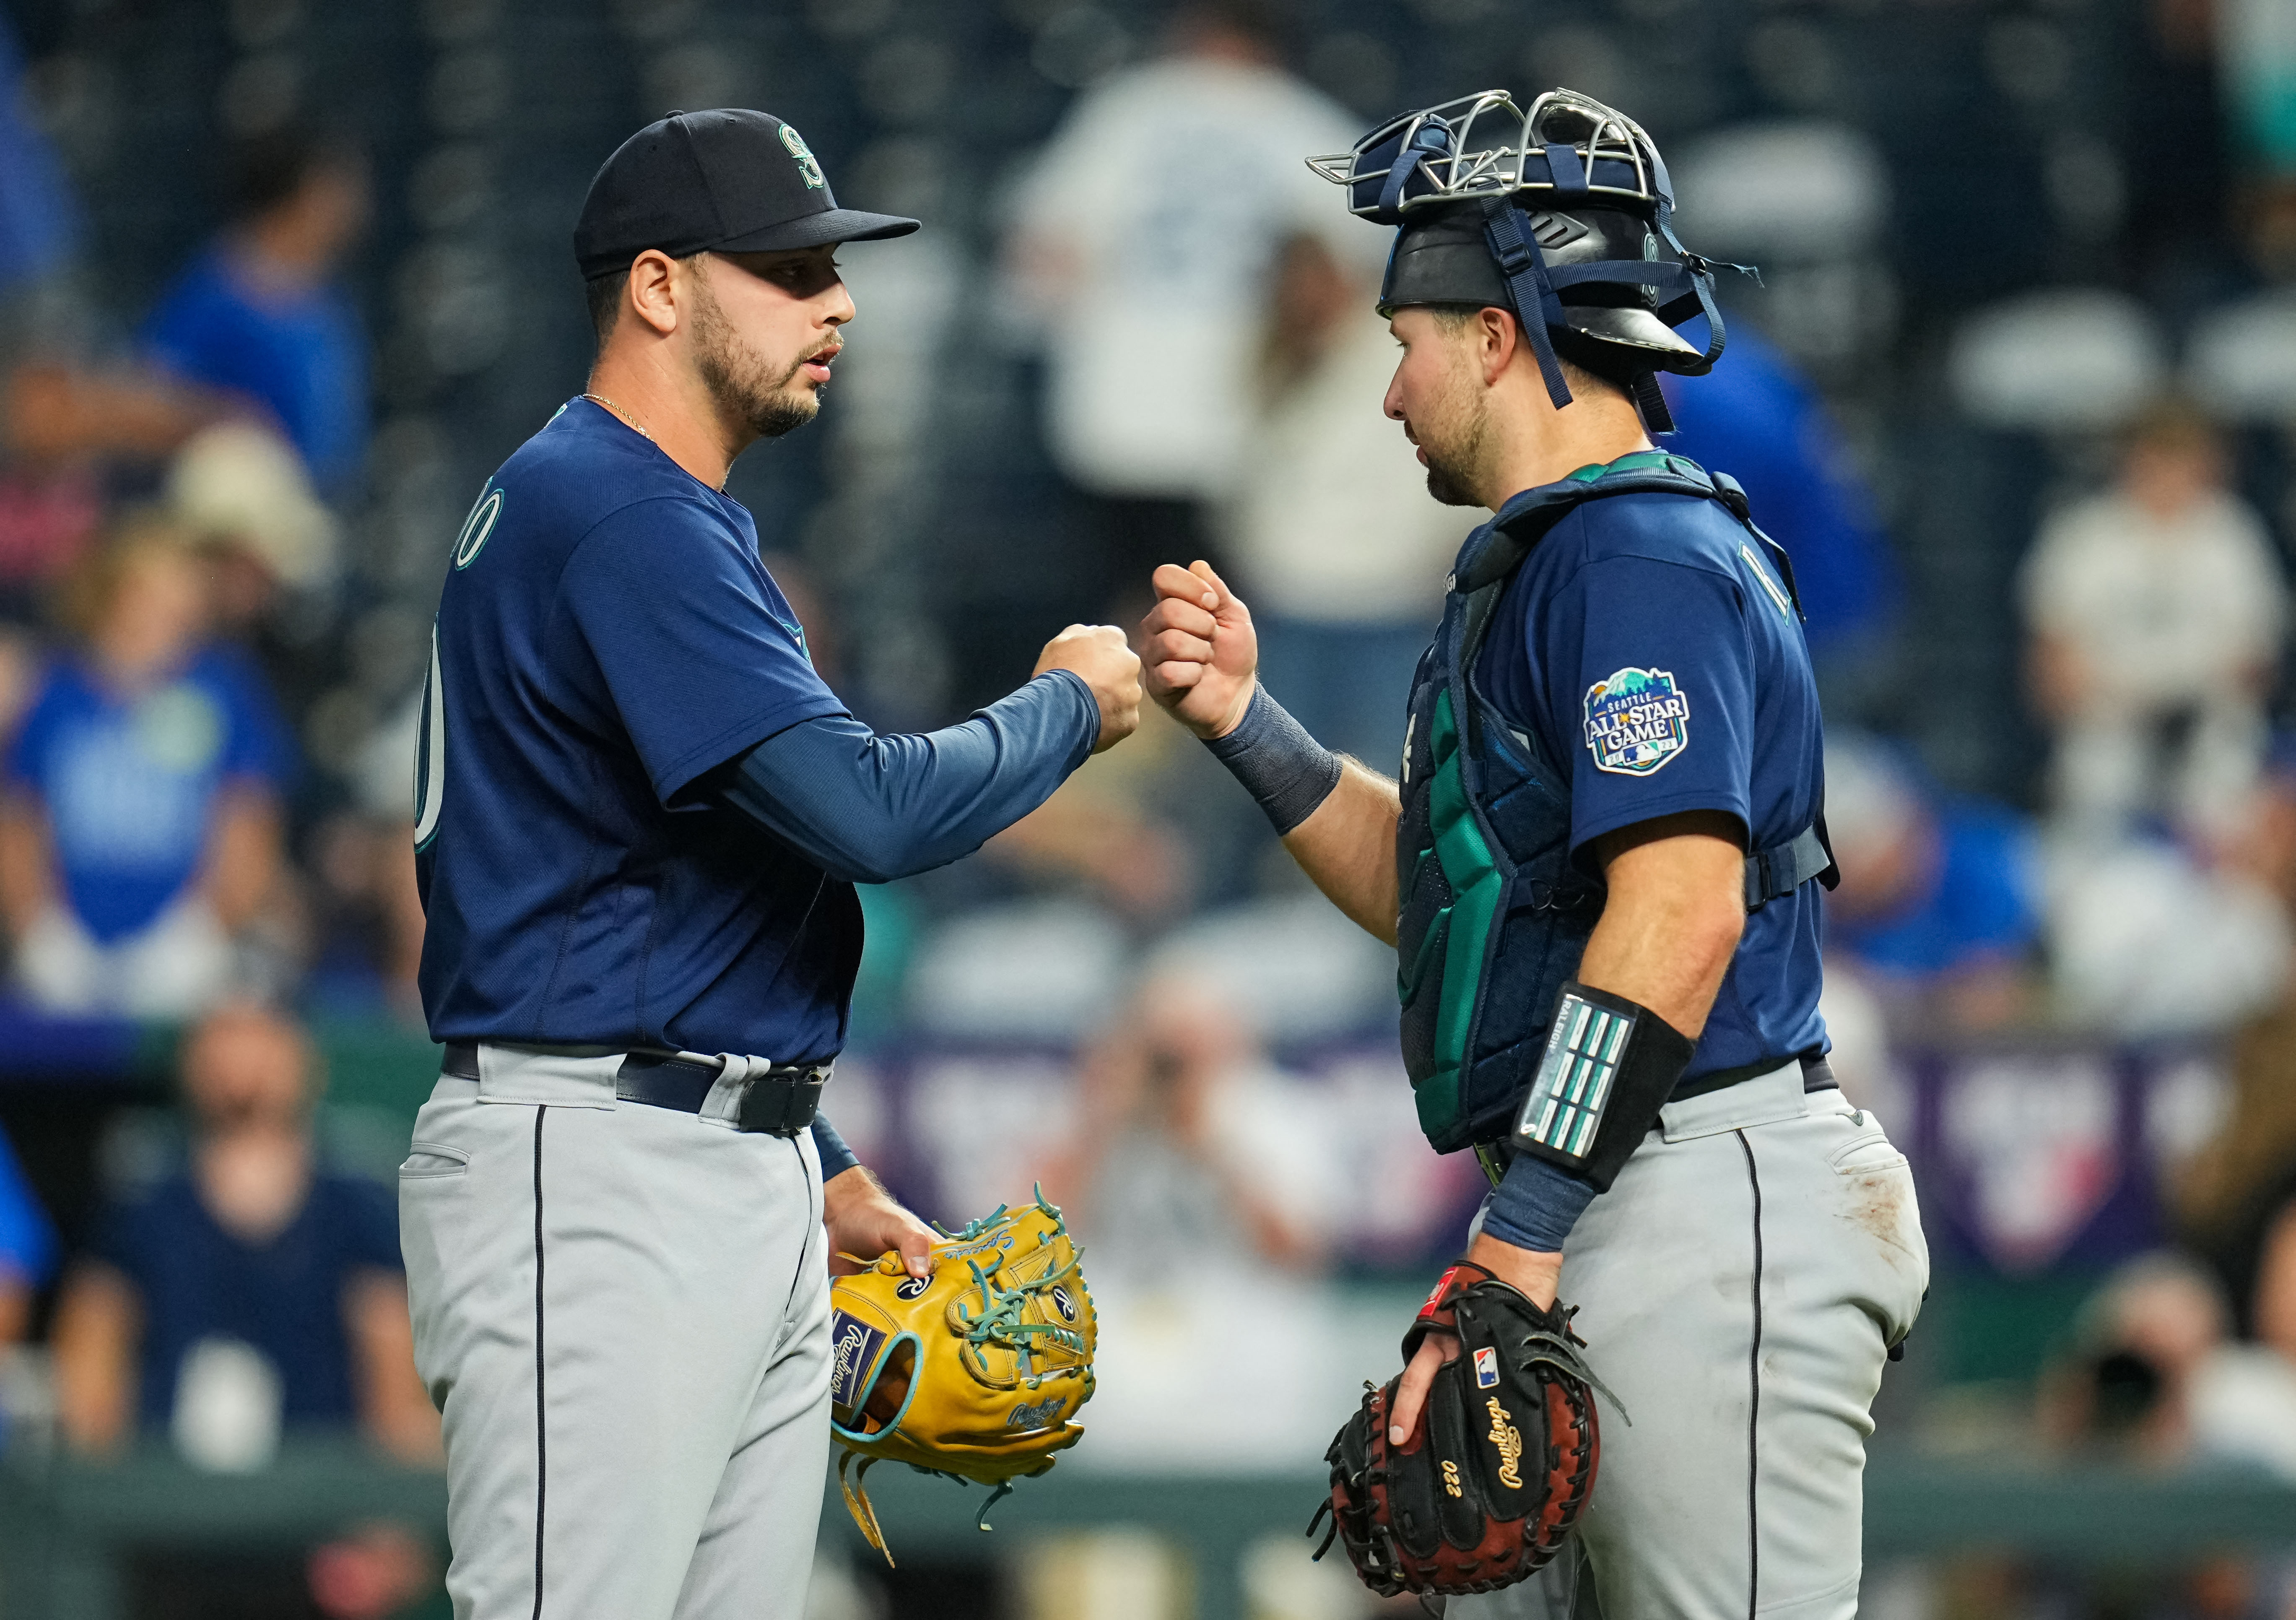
[0,517,293,1017]
[1221,231,1468,767]
[2040,1253,2296,1478]
[1660,328,1898,668]
[2019,1255,2296,1620]
[0,19,218,614]
[49,1005,436,1463]
[1821,729,2041,1032]
[2019,400,2285,842]
[2179,983,2296,1355]
[2263,1204,2296,1374]
[0,1118,56,1344]
[1003,0,1366,617]
[1046,970,1333,1279]
[1039,972,1346,1468]
[0,360,218,621]
[2045,834,2291,1039]
[1813,965,1894,1113]
[2045,739,2296,1039]
[166,420,339,628]
[301,692,424,1023]
[0,13,78,299]
[2221,0,2296,180]
[166,418,343,747]
[991,767,1196,925]
[0,361,216,474]
[142,127,370,494]
[2175,748,2296,1352]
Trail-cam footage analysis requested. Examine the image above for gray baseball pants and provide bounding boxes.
[1457,1062,1930,1620]
[398,1047,831,1620]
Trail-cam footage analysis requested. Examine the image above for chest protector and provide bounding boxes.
[1395,455,1835,1154]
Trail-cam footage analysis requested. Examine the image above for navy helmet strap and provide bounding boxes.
[1544,258,1696,295]
[1378,120,1457,219]
[1542,142,1589,203]
[1480,201,1574,410]
[1378,148,1428,219]
[1650,198,1757,377]
[1478,198,1756,413]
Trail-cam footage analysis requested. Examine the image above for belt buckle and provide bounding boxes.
[735,1069,823,1136]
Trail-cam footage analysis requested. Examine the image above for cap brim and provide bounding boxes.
[712,208,921,252]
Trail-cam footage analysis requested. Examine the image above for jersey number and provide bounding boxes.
[413,621,445,849]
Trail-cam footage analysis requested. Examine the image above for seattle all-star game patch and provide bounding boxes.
[1583,667,1691,776]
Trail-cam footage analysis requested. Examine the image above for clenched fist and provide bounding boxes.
[1138,561,1257,739]
[1034,624,1142,753]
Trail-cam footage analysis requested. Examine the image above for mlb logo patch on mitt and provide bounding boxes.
[1313,1266,1609,1598]
[828,1191,1096,1563]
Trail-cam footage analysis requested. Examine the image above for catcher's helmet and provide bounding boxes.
[1308,89,1745,433]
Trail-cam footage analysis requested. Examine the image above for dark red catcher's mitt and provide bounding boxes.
[1311,1264,1609,1599]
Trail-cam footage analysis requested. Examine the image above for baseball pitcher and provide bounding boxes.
[1141,88,1929,1617]
[397,109,1142,1620]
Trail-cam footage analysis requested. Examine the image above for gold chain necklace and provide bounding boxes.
[580,392,652,441]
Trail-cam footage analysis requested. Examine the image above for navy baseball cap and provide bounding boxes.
[573,108,919,281]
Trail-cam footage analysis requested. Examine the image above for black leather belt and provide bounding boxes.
[1668,1049,1837,1103]
[1472,1052,1836,1187]
[441,1042,825,1137]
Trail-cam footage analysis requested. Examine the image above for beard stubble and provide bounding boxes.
[688,271,820,442]
[1417,351,1489,509]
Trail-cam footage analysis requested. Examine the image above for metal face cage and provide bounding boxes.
[1307,88,1668,223]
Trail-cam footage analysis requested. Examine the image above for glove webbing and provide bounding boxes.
[953,1240,1088,1384]
[836,1453,1024,1570]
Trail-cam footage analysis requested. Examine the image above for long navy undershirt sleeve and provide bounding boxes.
[810,1114,858,1182]
[715,670,1099,885]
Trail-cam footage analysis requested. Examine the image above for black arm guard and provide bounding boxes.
[1510,982,1694,1191]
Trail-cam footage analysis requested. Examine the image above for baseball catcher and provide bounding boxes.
[1141,86,1929,1617]
[827,1194,1097,1563]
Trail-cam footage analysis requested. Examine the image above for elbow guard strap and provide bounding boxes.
[1511,982,1695,1192]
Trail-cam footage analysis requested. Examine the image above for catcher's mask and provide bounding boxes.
[1307,88,1751,434]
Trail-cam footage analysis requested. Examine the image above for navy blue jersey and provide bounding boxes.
[1476,479,1828,1082]
[416,399,861,1062]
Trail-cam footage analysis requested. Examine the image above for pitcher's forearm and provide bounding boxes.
[1282,759,1402,945]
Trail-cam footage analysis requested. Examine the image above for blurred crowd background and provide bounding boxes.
[0,0,2292,1617]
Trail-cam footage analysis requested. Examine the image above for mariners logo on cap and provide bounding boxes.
[779,124,825,190]
[1583,667,1690,776]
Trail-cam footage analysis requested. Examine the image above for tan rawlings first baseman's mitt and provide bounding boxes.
[828,1192,1096,1563]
